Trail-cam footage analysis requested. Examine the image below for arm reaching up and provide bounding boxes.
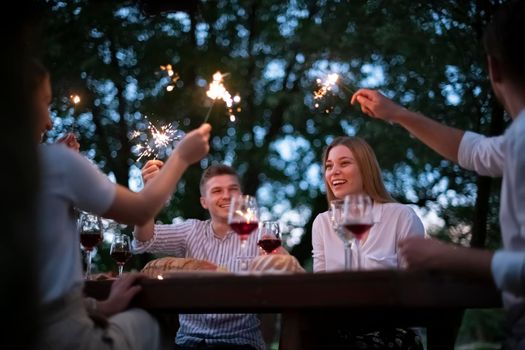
[104,123,211,225]
[56,132,80,152]
[351,89,465,163]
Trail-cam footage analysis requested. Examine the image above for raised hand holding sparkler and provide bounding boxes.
[204,71,241,123]
[54,93,81,151]
[56,132,80,152]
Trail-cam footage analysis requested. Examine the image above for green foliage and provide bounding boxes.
[456,309,505,347]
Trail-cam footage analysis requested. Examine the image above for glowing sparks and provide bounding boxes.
[312,73,357,114]
[130,116,185,161]
[70,94,81,104]
[160,64,180,92]
[235,208,257,223]
[204,71,241,123]
[160,64,174,75]
[206,71,234,107]
[313,73,339,101]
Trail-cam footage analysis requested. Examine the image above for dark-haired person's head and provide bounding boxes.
[27,59,52,142]
[199,164,241,222]
[483,1,525,103]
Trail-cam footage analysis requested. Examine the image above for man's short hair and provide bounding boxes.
[199,164,241,196]
[483,0,525,88]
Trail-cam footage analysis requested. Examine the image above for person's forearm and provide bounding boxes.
[442,246,494,281]
[492,251,525,295]
[393,110,465,163]
[137,151,189,218]
[104,152,188,225]
[133,219,155,242]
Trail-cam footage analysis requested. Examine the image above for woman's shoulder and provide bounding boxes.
[38,143,84,173]
[379,202,424,230]
[313,210,330,221]
[379,202,418,217]
[39,143,83,163]
[312,210,331,228]
[39,142,68,156]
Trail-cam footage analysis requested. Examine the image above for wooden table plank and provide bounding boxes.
[85,270,502,349]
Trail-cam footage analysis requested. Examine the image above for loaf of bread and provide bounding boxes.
[141,257,227,278]
[249,254,305,273]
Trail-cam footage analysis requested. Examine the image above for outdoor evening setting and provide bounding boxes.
[3,1,524,349]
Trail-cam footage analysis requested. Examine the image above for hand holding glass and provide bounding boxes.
[257,221,281,254]
[228,195,259,271]
[78,212,103,280]
[110,234,132,277]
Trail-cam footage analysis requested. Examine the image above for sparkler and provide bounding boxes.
[160,64,180,92]
[70,94,81,105]
[130,116,185,161]
[313,73,357,114]
[204,71,241,123]
[67,93,81,135]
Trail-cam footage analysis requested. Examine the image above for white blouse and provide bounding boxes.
[312,202,425,272]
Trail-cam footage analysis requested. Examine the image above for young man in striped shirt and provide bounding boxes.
[133,162,265,350]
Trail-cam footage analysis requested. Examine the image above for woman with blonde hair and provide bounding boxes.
[312,136,424,271]
[312,136,425,349]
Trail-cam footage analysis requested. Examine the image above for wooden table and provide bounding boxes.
[85,270,502,349]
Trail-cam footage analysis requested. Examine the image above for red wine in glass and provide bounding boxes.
[111,250,132,264]
[344,222,373,240]
[80,231,103,251]
[230,221,258,241]
[257,238,282,254]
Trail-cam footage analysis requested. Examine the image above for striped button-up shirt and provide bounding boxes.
[132,219,265,350]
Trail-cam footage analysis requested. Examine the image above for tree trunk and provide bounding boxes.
[470,99,504,248]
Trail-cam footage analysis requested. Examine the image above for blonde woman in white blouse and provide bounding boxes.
[311,136,425,349]
[312,136,425,272]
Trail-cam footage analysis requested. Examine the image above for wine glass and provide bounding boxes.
[78,211,103,280]
[342,194,374,270]
[330,199,353,270]
[228,195,259,271]
[110,234,132,277]
[257,221,281,255]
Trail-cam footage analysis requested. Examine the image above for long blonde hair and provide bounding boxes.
[322,136,395,204]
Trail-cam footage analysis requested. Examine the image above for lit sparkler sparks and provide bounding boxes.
[130,116,185,161]
[204,71,241,123]
[70,94,81,105]
[235,208,257,223]
[313,73,339,101]
[160,64,180,92]
[313,73,356,114]
[67,93,82,133]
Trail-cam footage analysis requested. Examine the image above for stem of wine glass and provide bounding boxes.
[118,264,124,277]
[85,250,92,280]
[240,239,248,271]
[355,240,361,270]
[344,242,352,271]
